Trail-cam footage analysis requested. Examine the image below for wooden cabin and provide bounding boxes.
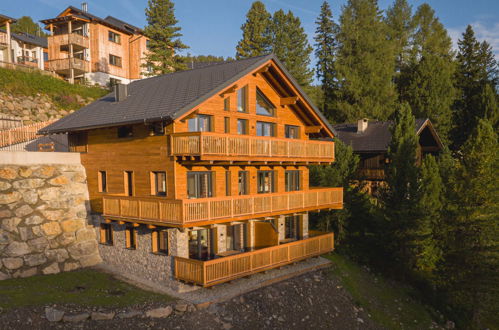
[40,4,149,85]
[41,54,343,288]
[0,14,16,64]
[333,118,443,194]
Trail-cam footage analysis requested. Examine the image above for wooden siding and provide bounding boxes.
[102,187,343,227]
[174,232,334,286]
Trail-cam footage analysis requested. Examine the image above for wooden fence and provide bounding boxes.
[0,120,55,150]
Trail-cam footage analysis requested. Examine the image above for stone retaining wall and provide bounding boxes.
[0,161,101,280]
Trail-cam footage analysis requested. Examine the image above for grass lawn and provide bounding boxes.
[0,269,173,310]
[325,253,439,330]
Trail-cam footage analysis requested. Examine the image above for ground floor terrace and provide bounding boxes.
[94,212,334,289]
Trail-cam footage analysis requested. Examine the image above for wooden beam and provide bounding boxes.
[253,64,270,76]
[280,96,299,106]
[117,220,126,225]
[147,225,157,229]
[304,126,322,134]
[104,219,112,223]
[219,84,238,97]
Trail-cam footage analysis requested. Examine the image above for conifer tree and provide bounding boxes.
[384,0,413,75]
[236,1,272,59]
[143,0,188,75]
[271,10,314,87]
[11,16,47,36]
[334,0,397,122]
[314,1,339,121]
[399,3,455,143]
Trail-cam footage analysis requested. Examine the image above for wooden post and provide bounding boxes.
[68,20,74,84]
[6,21,11,63]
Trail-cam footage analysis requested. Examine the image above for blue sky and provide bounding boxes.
[2,0,498,62]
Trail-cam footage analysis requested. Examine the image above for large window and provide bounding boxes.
[237,86,248,112]
[237,119,248,135]
[188,114,212,132]
[108,31,121,44]
[284,215,300,240]
[151,171,167,196]
[152,230,168,255]
[189,229,212,260]
[285,170,301,192]
[256,89,275,116]
[98,171,107,193]
[187,171,213,198]
[257,170,275,194]
[238,171,249,195]
[256,121,275,137]
[109,54,122,67]
[285,125,299,139]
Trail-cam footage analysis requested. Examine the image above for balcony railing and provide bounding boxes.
[49,33,90,49]
[17,56,38,67]
[171,132,334,163]
[47,58,90,73]
[102,187,343,226]
[174,232,334,286]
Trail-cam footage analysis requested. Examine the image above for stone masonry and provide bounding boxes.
[0,161,101,280]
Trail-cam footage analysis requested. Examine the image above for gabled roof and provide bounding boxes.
[40,6,142,35]
[332,118,443,152]
[40,54,335,136]
[11,31,47,48]
[0,13,17,24]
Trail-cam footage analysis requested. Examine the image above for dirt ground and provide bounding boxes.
[0,269,381,330]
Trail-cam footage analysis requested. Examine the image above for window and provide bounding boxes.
[98,171,107,193]
[125,224,137,249]
[152,230,168,254]
[100,223,113,245]
[256,89,275,116]
[238,171,249,195]
[237,119,248,135]
[188,114,212,132]
[189,229,212,260]
[187,172,213,198]
[108,31,121,44]
[150,122,164,136]
[124,171,133,196]
[257,170,275,194]
[285,125,299,139]
[237,86,248,112]
[109,54,122,67]
[285,170,301,192]
[151,171,167,196]
[284,215,300,240]
[225,171,231,196]
[226,224,242,251]
[43,52,48,62]
[224,97,230,111]
[256,121,275,137]
[117,126,133,138]
[224,117,230,133]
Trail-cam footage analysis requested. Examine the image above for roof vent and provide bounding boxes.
[114,83,128,102]
[81,2,88,12]
[357,118,368,133]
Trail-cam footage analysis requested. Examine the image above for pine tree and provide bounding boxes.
[452,25,499,149]
[314,1,339,121]
[271,10,314,87]
[236,1,272,59]
[143,0,188,75]
[442,119,499,328]
[399,3,455,143]
[384,0,413,75]
[334,0,397,122]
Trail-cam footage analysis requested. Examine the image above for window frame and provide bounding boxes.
[187,171,214,199]
[284,215,300,240]
[285,125,300,139]
[256,88,276,117]
[224,97,230,111]
[98,170,107,193]
[237,118,248,135]
[108,31,121,44]
[151,171,167,196]
[224,117,230,133]
[109,54,122,67]
[124,171,134,196]
[285,170,301,192]
[152,229,169,255]
[256,121,275,137]
[257,170,275,194]
[225,170,231,196]
[188,114,212,132]
[99,223,113,245]
[237,86,248,113]
[125,224,138,250]
[238,171,249,195]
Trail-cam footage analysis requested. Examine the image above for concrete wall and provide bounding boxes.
[0,153,101,280]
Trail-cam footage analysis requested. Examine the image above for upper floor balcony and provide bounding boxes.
[17,56,38,67]
[47,57,90,74]
[102,187,343,227]
[49,33,89,51]
[171,132,335,164]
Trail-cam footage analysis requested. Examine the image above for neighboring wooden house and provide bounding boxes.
[40,3,149,85]
[0,14,16,64]
[41,54,343,288]
[333,118,443,193]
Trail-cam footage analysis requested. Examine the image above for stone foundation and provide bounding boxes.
[0,157,101,280]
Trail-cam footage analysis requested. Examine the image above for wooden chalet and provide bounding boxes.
[333,118,443,191]
[41,54,342,288]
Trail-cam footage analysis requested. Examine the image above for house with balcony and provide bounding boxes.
[0,14,16,64]
[40,4,149,85]
[40,54,342,289]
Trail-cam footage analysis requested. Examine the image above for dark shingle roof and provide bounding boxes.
[104,16,141,34]
[332,119,429,152]
[41,54,335,135]
[11,32,47,48]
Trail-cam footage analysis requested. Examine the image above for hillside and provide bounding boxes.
[0,67,108,123]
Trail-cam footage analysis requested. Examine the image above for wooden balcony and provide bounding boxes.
[17,56,38,68]
[171,132,334,164]
[0,32,8,47]
[49,33,90,50]
[174,232,334,287]
[47,58,90,74]
[102,187,343,227]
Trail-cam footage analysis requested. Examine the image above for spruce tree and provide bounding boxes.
[236,1,272,59]
[271,10,314,87]
[334,0,397,122]
[384,0,413,75]
[314,1,339,121]
[400,3,455,143]
[143,0,188,75]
